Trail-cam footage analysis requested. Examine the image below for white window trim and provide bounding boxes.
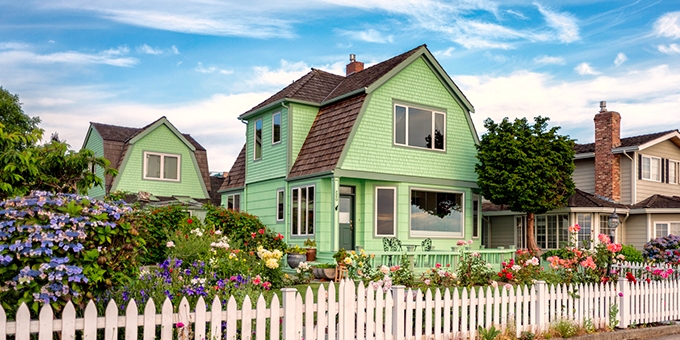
[472,194,480,239]
[276,189,284,222]
[408,188,464,238]
[393,103,446,152]
[374,186,397,237]
[641,155,661,182]
[226,193,240,211]
[253,118,263,160]
[654,221,680,238]
[291,185,315,236]
[272,112,281,145]
[669,159,679,185]
[143,151,181,182]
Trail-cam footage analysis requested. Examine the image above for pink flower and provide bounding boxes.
[176,322,185,328]
[580,256,596,270]
[253,275,262,285]
[456,240,466,246]
[251,232,256,239]
[568,224,581,233]
[435,263,442,269]
[424,279,431,285]
[598,234,611,244]
[618,292,624,297]
[607,243,622,253]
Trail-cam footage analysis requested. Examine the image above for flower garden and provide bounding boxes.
[3,192,680,338]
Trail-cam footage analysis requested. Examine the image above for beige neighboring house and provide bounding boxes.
[483,102,680,251]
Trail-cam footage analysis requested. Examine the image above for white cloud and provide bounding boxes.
[137,44,163,55]
[658,44,680,54]
[0,42,31,50]
[0,45,137,67]
[171,45,179,54]
[250,60,311,87]
[433,47,456,57]
[195,62,233,75]
[654,12,680,39]
[506,9,527,20]
[614,53,627,66]
[534,3,580,43]
[484,52,507,63]
[456,64,680,144]
[338,28,393,44]
[574,62,600,75]
[534,55,565,65]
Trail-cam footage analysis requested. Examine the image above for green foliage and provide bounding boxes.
[303,237,316,248]
[166,218,216,263]
[477,325,501,340]
[391,255,414,287]
[204,204,286,253]
[287,245,307,255]
[456,252,494,287]
[0,192,144,317]
[314,263,336,269]
[519,331,536,340]
[583,318,595,333]
[476,116,575,251]
[619,244,643,263]
[126,204,188,264]
[550,318,579,338]
[0,88,114,199]
[609,303,619,329]
[421,263,457,287]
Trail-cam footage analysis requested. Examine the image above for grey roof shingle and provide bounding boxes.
[574,130,678,154]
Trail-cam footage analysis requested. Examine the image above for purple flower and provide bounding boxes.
[618,292,624,297]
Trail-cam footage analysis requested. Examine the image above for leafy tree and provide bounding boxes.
[0,87,116,198]
[475,116,575,253]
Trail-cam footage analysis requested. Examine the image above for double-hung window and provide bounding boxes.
[670,160,679,184]
[254,119,262,160]
[576,214,592,248]
[272,112,281,144]
[641,155,661,181]
[534,214,569,249]
[226,194,240,212]
[410,189,463,237]
[144,152,180,181]
[291,186,314,236]
[276,189,284,221]
[375,187,396,236]
[655,222,680,238]
[394,104,445,151]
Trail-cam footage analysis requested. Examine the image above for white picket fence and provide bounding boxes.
[613,261,680,280]
[2,278,680,340]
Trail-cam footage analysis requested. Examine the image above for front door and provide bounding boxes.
[339,195,355,250]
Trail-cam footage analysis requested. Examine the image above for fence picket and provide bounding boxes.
[61,301,75,340]
[434,289,442,339]
[375,285,384,340]
[356,283,366,340]
[178,297,190,340]
[327,282,337,340]
[270,294,280,340]
[124,299,138,340]
[384,288,394,340]
[425,289,433,339]
[452,287,460,338]
[255,295,266,340]
[194,297,206,340]
[225,296,237,340]
[305,286,315,340]
[105,299,118,340]
[365,284,374,340]
[15,304,29,340]
[38,301,53,340]
[241,295,252,340]
[414,289,423,339]
[443,288,452,336]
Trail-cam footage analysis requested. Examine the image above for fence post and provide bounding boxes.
[617,276,630,328]
[534,280,547,333]
[393,285,405,340]
[282,288,297,340]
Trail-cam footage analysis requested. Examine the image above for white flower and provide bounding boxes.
[190,228,204,237]
[438,270,447,277]
[166,241,175,248]
[214,230,222,235]
[380,265,390,275]
[511,265,521,271]
[486,263,493,269]
[490,281,498,288]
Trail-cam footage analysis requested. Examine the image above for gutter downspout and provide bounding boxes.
[623,150,635,204]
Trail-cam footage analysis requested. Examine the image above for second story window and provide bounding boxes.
[394,104,445,151]
[144,152,180,181]
[641,155,661,181]
[254,119,262,160]
[272,112,281,144]
[670,160,678,184]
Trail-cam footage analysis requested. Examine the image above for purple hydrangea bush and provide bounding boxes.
[643,235,680,264]
[0,191,144,316]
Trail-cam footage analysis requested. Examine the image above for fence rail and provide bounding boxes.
[2,277,680,340]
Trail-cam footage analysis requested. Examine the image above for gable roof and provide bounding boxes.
[240,45,473,120]
[631,194,680,209]
[574,130,679,155]
[87,118,211,196]
[567,189,628,208]
[218,144,246,192]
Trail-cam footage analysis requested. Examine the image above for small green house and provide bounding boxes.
[81,117,215,212]
[219,45,483,260]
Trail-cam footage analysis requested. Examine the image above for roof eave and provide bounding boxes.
[574,152,594,159]
[239,98,320,121]
[636,131,680,151]
[320,88,367,106]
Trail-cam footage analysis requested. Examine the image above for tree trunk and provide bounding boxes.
[526,212,540,254]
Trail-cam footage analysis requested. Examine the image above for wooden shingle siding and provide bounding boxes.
[245,107,288,184]
[636,140,680,201]
[573,159,595,194]
[220,145,246,191]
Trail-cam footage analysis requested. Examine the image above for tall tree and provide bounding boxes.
[475,116,575,253]
[0,87,116,198]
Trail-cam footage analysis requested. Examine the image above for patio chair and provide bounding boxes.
[382,237,402,266]
[421,238,433,251]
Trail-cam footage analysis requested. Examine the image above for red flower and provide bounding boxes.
[626,272,637,283]
[258,229,265,235]
[646,278,651,283]
[187,219,193,224]
[251,232,256,239]
[498,272,503,277]
[505,273,513,280]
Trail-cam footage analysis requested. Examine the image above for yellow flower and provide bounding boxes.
[351,251,356,255]
[370,254,375,258]
[344,257,352,265]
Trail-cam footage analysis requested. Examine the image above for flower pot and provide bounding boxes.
[312,267,325,279]
[287,254,306,269]
[322,268,337,280]
[306,248,317,262]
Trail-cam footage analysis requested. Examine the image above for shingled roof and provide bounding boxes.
[567,189,628,208]
[574,130,678,154]
[631,194,680,209]
[89,119,211,195]
[241,45,424,118]
[219,145,246,191]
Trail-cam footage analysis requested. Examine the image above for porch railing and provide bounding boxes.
[368,248,516,273]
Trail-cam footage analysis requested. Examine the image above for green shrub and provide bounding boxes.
[204,205,287,253]
[127,204,188,265]
[0,191,144,316]
[619,244,643,263]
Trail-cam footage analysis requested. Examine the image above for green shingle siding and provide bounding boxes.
[246,107,288,183]
[290,103,319,167]
[83,128,106,198]
[114,124,207,198]
[340,57,478,182]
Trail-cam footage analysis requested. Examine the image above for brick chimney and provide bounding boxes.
[346,54,364,76]
[594,100,621,201]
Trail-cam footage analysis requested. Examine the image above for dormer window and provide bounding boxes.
[144,152,180,181]
[394,104,445,151]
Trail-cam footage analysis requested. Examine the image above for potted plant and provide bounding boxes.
[304,238,317,261]
[312,263,337,280]
[286,245,307,269]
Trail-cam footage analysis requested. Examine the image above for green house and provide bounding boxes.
[81,117,215,211]
[219,45,486,261]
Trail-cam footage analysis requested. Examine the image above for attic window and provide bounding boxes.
[272,112,281,144]
[144,152,180,181]
[394,104,445,151]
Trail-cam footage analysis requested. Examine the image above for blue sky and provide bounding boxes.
[1,0,680,171]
